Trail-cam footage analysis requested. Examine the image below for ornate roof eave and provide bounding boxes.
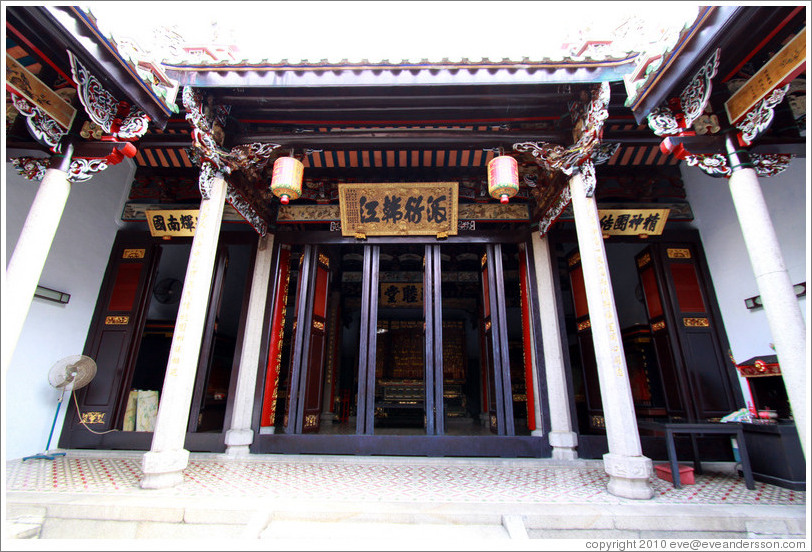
[32,6,175,129]
[164,56,640,88]
[625,5,743,124]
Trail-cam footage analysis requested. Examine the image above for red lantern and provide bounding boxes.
[270,156,303,204]
[487,155,519,204]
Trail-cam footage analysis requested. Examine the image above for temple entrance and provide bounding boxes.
[255,233,543,456]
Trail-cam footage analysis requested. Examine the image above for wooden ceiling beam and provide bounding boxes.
[229,106,567,123]
[216,93,572,108]
[227,130,570,149]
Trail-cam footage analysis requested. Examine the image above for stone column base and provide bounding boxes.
[549,431,578,460]
[140,448,190,489]
[603,453,653,499]
[225,428,254,457]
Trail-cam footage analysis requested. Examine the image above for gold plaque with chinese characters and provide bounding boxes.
[379,283,424,308]
[725,27,806,124]
[598,208,670,236]
[146,209,199,238]
[339,182,458,237]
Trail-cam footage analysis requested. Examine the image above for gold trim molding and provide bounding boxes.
[683,317,709,327]
[304,414,320,428]
[636,252,651,268]
[80,412,106,424]
[122,249,145,259]
[105,316,129,325]
[667,248,692,259]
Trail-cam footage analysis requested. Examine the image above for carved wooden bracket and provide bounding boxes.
[511,83,610,236]
[648,47,794,168]
[735,85,789,145]
[514,82,611,177]
[685,153,794,178]
[67,50,150,140]
[647,49,721,137]
[10,140,137,183]
[9,93,65,150]
[183,85,280,235]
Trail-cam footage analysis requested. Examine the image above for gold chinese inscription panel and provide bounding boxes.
[146,209,199,238]
[598,208,670,236]
[339,182,458,237]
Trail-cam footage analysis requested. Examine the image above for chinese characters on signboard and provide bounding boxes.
[146,209,199,237]
[339,182,458,237]
[380,283,423,308]
[725,27,806,124]
[6,53,77,130]
[598,208,670,236]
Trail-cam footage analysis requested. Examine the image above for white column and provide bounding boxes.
[2,147,74,373]
[569,169,653,499]
[725,139,807,457]
[224,232,275,457]
[141,174,227,489]
[531,232,578,459]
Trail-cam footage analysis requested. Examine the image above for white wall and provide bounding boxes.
[681,157,808,382]
[3,156,135,461]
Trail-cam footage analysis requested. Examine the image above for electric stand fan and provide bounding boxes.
[23,354,97,461]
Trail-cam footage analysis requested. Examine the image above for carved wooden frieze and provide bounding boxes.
[512,83,611,235]
[679,48,720,129]
[514,82,611,175]
[647,106,681,136]
[182,85,277,235]
[592,142,620,166]
[538,186,572,237]
[9,156,109,183]
[10,157,48,181]
[226,185,268,236]
[735,85,789,145]
[685,153,794,178]
[647,49,720,137]
[9,93,65,149]
[581,159,596,198]
[67,158,109,183]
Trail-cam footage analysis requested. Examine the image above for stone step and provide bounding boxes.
[257,519,514,541]
[5,505,46,539]
[7,492,805,541]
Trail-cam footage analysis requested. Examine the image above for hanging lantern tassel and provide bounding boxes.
[270,156,304,204]
[487,155,519,204]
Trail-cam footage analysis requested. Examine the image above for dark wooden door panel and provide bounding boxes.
[83,330,127,406]
[683,330,736,416]
[60,233,158,442]
[637,243,742,422]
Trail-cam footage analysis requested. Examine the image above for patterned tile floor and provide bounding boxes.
[5,452,805,506]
